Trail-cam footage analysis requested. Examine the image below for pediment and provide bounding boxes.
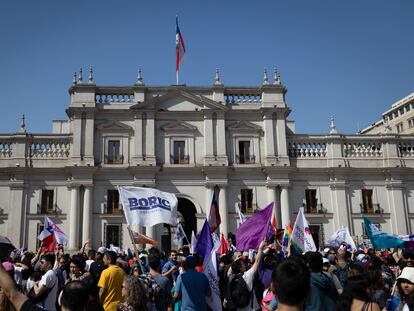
[161,121,197,132]
[130,90,226,112]
[96,121,133,132]
[227,120,262,132]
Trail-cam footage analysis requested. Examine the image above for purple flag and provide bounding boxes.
[194,219,213,264]
[236,202,274,251]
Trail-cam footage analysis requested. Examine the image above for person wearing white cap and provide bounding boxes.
[397,267,414,311]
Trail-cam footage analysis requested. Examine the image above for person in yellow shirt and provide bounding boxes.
[98,251,125,311]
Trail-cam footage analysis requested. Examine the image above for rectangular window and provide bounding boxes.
[240,189,253,213]
[106,140,122,164]
[238,141,251,164]
[105,224,122,248]
[361,189,373,214]
[107,190,120,214]
[40,190,54,214]
[305,189,318,213]
[397,123,403,133]
[36,223,44,249]
[408,118,414,129]
[406,105,411,112]
[173,141,188,164]
[400,108,404,115]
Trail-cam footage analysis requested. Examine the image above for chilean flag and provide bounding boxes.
[38,217,68,252]
[208,192,221,232]
[175,16,186,74]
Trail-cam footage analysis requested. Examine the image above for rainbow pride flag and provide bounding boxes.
[282,223,292,256]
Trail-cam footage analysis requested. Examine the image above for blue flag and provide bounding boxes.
[363,217,404,249]
[194,219,213,264]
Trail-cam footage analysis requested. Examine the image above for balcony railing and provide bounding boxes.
[235,155,256,164]
[104,203,123,215]
[95,87,135,104]
[359,203,382,214]
[170,155,190,164]
[104,155,124,164]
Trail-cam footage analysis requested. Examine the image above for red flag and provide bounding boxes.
[41,234,55,253]
[208,192,221,232]
[271,211,278,236]
[218,233,229,255]
[130,229,158,246]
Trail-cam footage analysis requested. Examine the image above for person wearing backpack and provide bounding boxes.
[225,240,266,311]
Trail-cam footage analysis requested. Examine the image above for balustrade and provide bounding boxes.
[224,93,261,104]
[399,142,414,157]
[95,92,134,104]
[30,138,70,158]
[0,141,13,157]
[343,141,382,157]
[288,141,327,158]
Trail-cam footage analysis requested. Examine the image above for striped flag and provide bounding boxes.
[175,16,186,82]
[130,229,158,246]
[208,192,221,232]
[282,223,292,256]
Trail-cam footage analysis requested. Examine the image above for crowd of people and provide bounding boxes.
[2,236,414,311]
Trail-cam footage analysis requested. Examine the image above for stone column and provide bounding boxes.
[133,113,143,160]
[263,113,275,159]
[145,112,156,163]
[82,186,93,245]
[216,114,227,157]
[219,186,228,237]
[204,114,213,157]
[205,187,214,217]
[387,181,409,235]
[280,186,290,228]
[7,182,26,247]
[68,186,80,250]
[330,181,350,230]
[267,186,280,228]
[146,226,156,240]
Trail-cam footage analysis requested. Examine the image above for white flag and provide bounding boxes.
[290,207,317,254]
[38,216,69,245]
[190,231,197,254]
[235,203,247,225]
[328,227,356,250]
[118,186,178,227]
[173,224,186,245]
[203,239,222,311]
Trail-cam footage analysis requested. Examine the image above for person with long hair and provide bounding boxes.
[336,274,381,311]
[118,276,148,311]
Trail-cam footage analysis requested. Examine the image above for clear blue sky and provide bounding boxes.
[1,0,413,134]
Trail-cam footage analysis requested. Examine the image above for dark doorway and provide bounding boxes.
[177,197,197,243]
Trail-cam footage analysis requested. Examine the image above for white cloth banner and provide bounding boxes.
[328,226,357,250]
[173,224,186,245]
[203,240,222,311]
[235,203,247,225]
[291,207,317,253]
[190,231,197,254]
[118,186,178,227]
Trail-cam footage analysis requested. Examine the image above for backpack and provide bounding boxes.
[229,273,253,308]
[138,273,162,303]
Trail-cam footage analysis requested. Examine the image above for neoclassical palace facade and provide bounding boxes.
[1,69,414,251]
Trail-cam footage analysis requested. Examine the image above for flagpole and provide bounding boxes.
[176,70,179,85]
